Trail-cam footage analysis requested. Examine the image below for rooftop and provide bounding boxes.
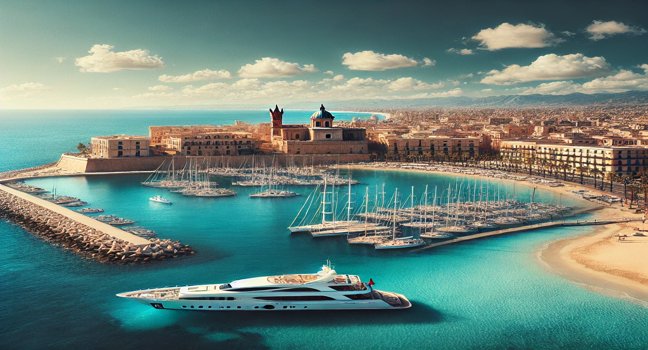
[311,104,335,120]
[92,135,149,141]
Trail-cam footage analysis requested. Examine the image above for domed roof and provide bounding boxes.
[311,104,335,120]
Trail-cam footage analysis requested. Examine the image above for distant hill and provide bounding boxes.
[339,91,648,109]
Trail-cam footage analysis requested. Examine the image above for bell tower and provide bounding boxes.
[270,105,283,137]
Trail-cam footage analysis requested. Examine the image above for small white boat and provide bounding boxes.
[149,195,172,204]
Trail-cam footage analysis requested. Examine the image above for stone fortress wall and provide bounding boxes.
[57,153,370,173]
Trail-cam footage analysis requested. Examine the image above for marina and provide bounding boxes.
[289,175,572,250]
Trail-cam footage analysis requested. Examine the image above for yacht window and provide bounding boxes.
[329,285,366,291]
[345,293,374,300]
[228,287,282,292]
[180,297,236,300]
[219,284,232,290]
[278,287,320,292]
[254,296,335,301]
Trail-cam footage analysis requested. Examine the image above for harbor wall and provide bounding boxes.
[0,184,194,264]
[58,153,371,173]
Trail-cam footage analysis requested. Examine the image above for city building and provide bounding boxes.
[270,105,368,155]
[165,132,257,156]
[499,140,648,177]
[90,135,150,158]
[376,133,479,160]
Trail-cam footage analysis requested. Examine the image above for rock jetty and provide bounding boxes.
[0,187,194,264]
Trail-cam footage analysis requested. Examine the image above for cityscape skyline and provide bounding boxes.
[1,0,647,109]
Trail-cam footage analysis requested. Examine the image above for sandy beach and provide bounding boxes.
[342,163,648,304]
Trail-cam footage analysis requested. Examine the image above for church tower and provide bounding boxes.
[270,105,283,137]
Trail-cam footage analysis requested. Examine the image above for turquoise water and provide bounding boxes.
[1,112,647,349]
[0,169,645,349]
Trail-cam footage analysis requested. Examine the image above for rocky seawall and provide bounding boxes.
[0,189,194,264]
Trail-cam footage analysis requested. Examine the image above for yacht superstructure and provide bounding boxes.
[117,263,411,311]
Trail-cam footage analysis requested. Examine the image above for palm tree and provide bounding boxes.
[577,166,588,185]
[591,168,601,189]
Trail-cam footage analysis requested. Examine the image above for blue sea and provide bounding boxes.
[1,111,647,350]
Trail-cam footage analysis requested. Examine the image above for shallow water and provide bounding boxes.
[1,169,646,349]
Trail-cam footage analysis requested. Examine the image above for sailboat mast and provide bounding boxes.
[392,188,398,240]
[322,177,328,224]
[347,176,352,222]
[364,187,369,237]
[423,185,428,232]
[432,186,437,231]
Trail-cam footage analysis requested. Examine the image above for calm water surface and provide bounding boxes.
[0,112,647,349]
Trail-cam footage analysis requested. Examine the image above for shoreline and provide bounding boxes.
[342,163,648,304]
[538,220,648,306]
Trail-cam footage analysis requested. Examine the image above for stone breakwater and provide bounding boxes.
[0,189,194,264]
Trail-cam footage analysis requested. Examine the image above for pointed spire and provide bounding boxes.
[320,104,326,111]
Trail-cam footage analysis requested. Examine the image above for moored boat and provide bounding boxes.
[149,195,172,204]
[117,262,411,311]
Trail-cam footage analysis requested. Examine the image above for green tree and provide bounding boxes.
[76,142,89,155]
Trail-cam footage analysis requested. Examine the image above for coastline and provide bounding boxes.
[342,163,648,304]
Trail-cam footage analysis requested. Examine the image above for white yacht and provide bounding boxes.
[149,195,172,204]
[375,236,426,250]
[116,263,411,311]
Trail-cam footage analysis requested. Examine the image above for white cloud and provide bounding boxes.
[581,68,648,93]
[0,82,48,94]
[148,85,172,92]
[75,44,164,73]
[586,20,646,40]
[422,57,436,66]
[324,70,335,76]
[387,77,444,91]
[408,88,464,99]
[520,64,648,95]
[133,75,452,105]
[521,81,581,95]
[472,23,558,50]
[341,50,425,71]
[238,57,316,78]
[447,48,474,55]
[428,88,463,97]
[54,57,66,64]
[159,69,231,83]
[481,53,609,85]
[0,82,49,103]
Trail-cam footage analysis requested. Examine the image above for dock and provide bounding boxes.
[413,215,640,253]
[0,183,150,245]
[0,183,194,263]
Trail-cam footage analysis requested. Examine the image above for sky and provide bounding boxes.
[1,0,647,109]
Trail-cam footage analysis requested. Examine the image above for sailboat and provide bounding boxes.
[288,177,359,234]
[375,188,426,250]
[250,164,298,198]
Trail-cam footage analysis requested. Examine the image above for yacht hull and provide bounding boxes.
[117,290,411,311]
